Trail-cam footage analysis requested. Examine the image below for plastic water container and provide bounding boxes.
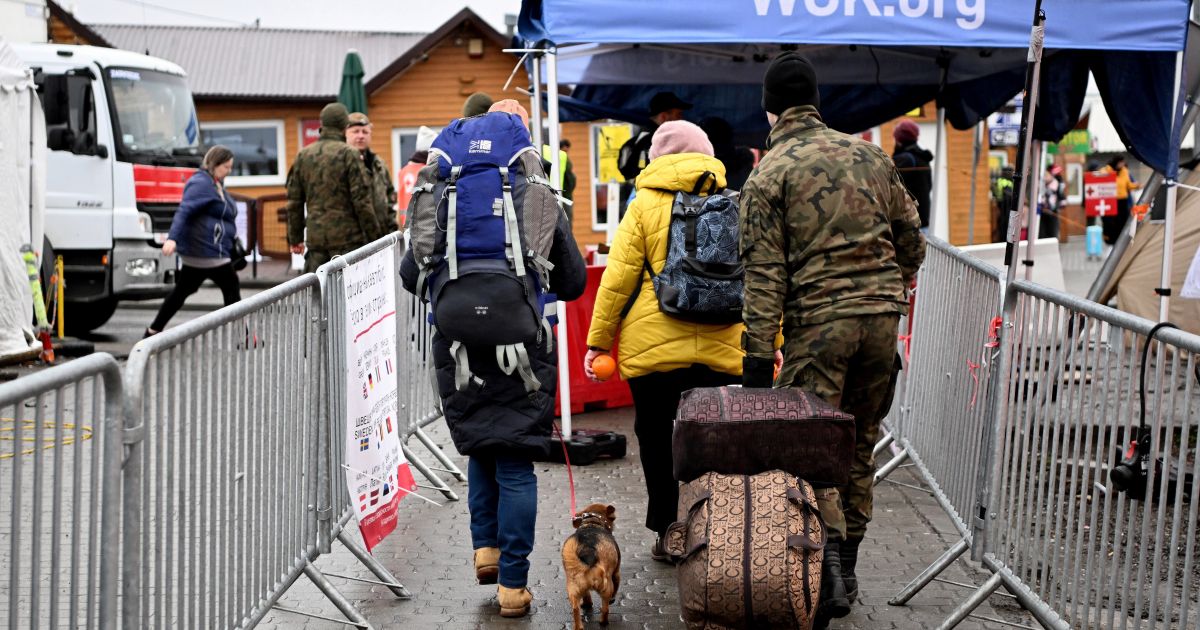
[1086,224,1104,258]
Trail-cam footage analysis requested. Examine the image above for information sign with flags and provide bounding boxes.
[343,248,416,551]
[1084,171,1119,218]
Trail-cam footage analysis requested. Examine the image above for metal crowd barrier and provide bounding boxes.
[0,353,123,629]
[120,277,355,629]
[958,279,1200,629]
[877,238,1007,620]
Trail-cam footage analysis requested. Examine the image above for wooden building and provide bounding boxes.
[49,0,992,249]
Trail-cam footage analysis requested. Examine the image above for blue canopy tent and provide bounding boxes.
[515,0,1193,454]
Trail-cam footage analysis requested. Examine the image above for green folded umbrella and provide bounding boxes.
[338,49,367,115]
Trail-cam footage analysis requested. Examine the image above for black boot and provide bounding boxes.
[813,541,851,629]
[840,538,862,604]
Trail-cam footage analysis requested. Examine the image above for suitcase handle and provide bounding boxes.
[786,486,827,552]
[664,521,709,562]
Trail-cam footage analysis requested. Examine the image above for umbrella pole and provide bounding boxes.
[1004,0,1046,287]
[546,47,573,437]
[967,122,983,245]
[1158,49,1186,322]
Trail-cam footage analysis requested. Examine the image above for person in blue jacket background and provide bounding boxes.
[146,145,241,337]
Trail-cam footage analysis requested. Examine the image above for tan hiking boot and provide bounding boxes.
[474,547,500,585]
[497,585,533,617]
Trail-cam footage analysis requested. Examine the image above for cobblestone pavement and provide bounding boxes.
[258,407,1036,630]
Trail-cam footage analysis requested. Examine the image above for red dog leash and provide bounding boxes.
[552,422,577,518]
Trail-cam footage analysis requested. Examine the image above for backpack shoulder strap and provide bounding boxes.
[446,165,463,279]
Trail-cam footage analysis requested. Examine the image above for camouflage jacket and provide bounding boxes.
[285,129,383,252]
[739,106,925,360]
[362,148,397,230]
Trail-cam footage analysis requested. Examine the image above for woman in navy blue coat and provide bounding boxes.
[146,145,241,336]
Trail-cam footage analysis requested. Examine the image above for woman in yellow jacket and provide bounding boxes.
[584,121,744,559]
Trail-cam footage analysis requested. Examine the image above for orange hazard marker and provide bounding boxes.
[592,354,616,381]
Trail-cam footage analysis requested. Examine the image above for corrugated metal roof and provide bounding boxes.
[91,24,424,98]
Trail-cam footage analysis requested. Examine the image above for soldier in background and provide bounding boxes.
[286,103,383,272]
[346,112,398,230]
[739,51,925,630]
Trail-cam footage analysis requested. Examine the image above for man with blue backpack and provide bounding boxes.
[400,100,586,618]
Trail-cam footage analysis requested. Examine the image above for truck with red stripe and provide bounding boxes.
[12,43,202,333]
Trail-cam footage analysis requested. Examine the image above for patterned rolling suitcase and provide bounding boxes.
[673,387,855,487]
[665,471,826,630]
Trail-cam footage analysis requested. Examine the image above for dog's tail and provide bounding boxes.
[576,545,598,567]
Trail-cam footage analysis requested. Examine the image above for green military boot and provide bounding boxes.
[841,538,862,603]
[813,542,851,630]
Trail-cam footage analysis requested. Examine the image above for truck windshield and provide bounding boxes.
[106,67,199,157]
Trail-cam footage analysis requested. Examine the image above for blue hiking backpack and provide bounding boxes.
[405,113,562,392]
[629,171,744,324]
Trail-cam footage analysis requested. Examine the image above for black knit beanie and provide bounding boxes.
[762,51,820,115]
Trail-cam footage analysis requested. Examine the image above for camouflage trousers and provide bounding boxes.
[777,314,901,543]
[302,248,336,272]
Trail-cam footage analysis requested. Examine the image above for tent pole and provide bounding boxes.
[1158,49,1186,322]
[1023,140,1046,282]
[546,47,573,438]
[531,53,544,149]
[1004,2,1046,288]
[931,107,949,240]
[967,122,983,245]
[1085,101,1199,304]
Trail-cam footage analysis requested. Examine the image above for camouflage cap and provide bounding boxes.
[347,112,371,128]
[320,103,350,130]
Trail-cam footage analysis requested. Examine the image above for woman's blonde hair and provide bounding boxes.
[202,145,235,172]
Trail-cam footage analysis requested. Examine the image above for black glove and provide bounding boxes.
[742,356,776,388]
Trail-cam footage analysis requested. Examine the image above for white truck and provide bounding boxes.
[11,43,201,333]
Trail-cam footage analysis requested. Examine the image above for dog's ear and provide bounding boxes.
[571,516,583,529]
[605,505,616,521]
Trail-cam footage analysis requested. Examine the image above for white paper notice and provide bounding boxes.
[1183,244,1200,299]
[343,248,415,551]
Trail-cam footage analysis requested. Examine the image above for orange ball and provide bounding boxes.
[592,354,616,381]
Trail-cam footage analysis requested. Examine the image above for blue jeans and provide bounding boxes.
[468,455,537,588]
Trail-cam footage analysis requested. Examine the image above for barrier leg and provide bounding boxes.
[403,444,459,501]
[337,529,413,599]
[414,426,466,482]
[889,537,970,606]
[272,562,374,630]
[933,572,1003,630]
[874,448,910,485]
[873,431,896,458]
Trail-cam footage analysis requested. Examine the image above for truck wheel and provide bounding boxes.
[65,298,118,335]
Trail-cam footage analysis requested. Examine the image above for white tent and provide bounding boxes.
[1101,166,1200,335]
[0,38,46,356]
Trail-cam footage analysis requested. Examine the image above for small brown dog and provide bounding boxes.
[561,503,621,630]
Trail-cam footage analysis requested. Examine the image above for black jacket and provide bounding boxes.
[893,142,934,228]
[400,212,587,458]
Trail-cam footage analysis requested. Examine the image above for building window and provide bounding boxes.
[199,120,286,186]
[589,122,633,232]
[391,127,441,185]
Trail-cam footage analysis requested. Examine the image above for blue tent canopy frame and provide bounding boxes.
[519,0,1193,174]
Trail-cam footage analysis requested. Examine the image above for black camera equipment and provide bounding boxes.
[1110,322,1179,501]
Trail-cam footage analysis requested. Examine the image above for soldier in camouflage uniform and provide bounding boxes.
[739,52,925,629]
[346,112,398,229]
[286,103,384,273]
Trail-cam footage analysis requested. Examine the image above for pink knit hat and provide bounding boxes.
[649,120,714,161]
[893,119,920,144]
[488,99,530,128]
